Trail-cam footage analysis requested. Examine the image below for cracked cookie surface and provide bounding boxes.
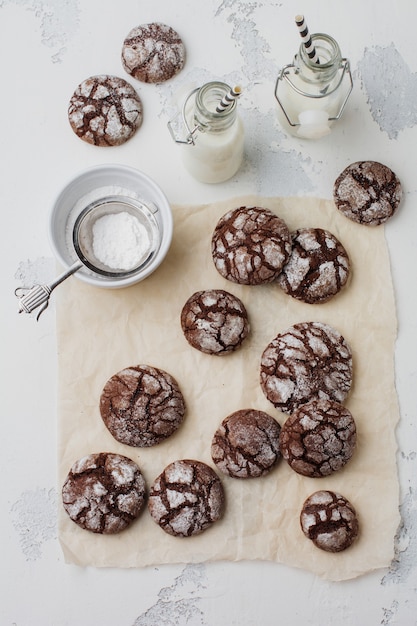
[260,322,353,415]
[68,74,143,146]
[211,206,292,285]
[277,227,350,304]
[100,365,186,447]
[333,160,402,226]
[148,459,225,537]
[121,22,185,83]
[180,289,250,355]
[300,490,359,552]
[211,409,281,478]
[279,398,356,477]
[62,452,146,534]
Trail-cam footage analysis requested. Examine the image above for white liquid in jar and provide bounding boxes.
[276,35,350,140]
[276,84,340,139]
[181,117,244,183]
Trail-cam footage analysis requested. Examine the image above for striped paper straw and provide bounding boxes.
[295,14,320,64]
[216,85,242,113]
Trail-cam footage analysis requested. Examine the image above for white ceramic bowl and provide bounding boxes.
[48,164,173,289]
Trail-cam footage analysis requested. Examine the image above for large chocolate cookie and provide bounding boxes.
[300,490,359,552]
[121,22,185,83]
[148,459,225,537]
[100,365,186,447]
[68,74,143,146]
[279,399,356,477]
[62,452,146,534]
[260,322,353,415]
[333,160,402,226]
[276,228,350,304]
[211,409,281,478]
[180,289,250,355]
[211,206,292,285]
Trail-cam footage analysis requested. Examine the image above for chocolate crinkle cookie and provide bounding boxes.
[211,409,281,478]
[180,289,250,355]
[211,206,292,285]
[62,452,146,534]
[333,160,402,226]
[279,398,356,477]
[276,227,350,304]
[99,365,186,447]
[260,321,353,415]
[121,22,185,83]
[300,490,359,552]
[68,74,143,146]
[148,459,225,537]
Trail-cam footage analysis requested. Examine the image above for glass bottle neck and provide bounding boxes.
[296,33,342,84]
[194,81,238,132]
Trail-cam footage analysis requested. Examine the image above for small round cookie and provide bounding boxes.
[62,452,146,534]
[148,459,225,537]
[211,409,281,478]
[260,322,353,415]
[279,399,356,477]
[276,228,350,304]
[68,74,143,146]
[211,206,292,285]
[99,365,186,447]
[180,289,250,355]
[121,22,185,83]
[333,160,402,226]
[300,490,359,552]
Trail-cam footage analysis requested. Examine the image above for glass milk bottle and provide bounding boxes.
[168,81,244,183]
[274,33,353,139]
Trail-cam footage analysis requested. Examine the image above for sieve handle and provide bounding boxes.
[15,261,83,320]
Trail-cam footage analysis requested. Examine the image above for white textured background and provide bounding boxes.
[1,1,416,624]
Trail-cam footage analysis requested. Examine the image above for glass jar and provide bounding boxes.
[274,33,353,139]
[168,81,244,183]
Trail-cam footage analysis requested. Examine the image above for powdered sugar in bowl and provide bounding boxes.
[73,195,159,276]
[49,164,173,289]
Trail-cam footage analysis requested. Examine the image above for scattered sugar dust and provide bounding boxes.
[10,487,57,561]
[215,0,279,84]
[358,43,417,139]
[15,256,56,287]
[240,107,314,196]
[382,485,417,586]
[0,0,80,62]
[133,564,208,626]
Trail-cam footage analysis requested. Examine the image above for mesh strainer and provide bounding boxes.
[73,195,160,277]
[16,195,161,319]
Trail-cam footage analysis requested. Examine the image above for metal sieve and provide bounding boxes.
[15,195,161,319]
[72,195,160,277]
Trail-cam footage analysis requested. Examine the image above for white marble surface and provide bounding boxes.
[2,0,417,624]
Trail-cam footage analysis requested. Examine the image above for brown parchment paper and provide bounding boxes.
[57,196,401,581]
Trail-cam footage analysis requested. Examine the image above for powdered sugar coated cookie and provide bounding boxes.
[300,490,359,552]
[260,322,353,415]
[211,206,292,285]
[333,160,402,226]
[277,227,350,304]
[180,289,250,355]
[68,74,143,146]
[148,459,224,537]
[62,452,146,534]
[122,22,185,83]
